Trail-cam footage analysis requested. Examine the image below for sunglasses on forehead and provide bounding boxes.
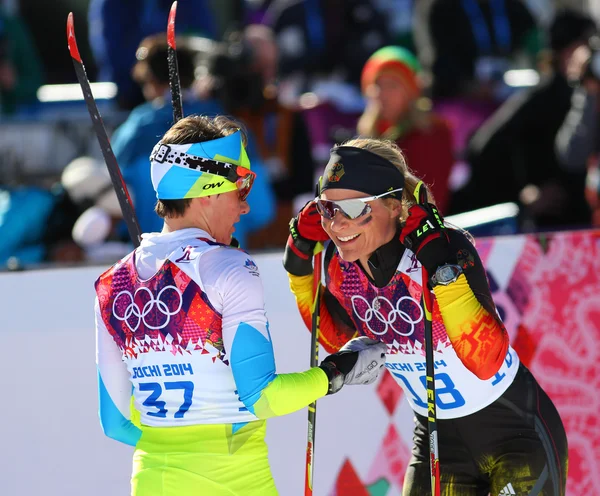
[315,187,404,220]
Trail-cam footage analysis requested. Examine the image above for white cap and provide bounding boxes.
[72,206,112,247]
[61,156,122,217]
[96,188,123,218]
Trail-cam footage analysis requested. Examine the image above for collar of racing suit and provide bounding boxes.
[361,228,405,288]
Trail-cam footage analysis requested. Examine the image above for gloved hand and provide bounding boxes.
[399,186,451,274]
[319,337,387,394]
[288,201,329,255]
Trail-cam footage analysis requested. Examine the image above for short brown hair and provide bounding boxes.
[155,115,247,218]
[133,34,196,88]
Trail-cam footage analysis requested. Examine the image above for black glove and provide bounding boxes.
[319,352,356,395]
[399,187,451,274]
[288,201,329,255]
[318,337,387,394]
[284,201,329,276]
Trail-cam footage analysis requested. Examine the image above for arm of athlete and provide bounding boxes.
[208,248,385,416]
[206,248,327,419]
[287,269,359,353]
[95,297,142,446]
[400,202,509,380]
[433,230,509,379]
[284,203,358,353]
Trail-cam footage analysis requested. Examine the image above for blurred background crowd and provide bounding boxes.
[1,0,600,270]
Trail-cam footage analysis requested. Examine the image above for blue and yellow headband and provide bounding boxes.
[150,130,252,200]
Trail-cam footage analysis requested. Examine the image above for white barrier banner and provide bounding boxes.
[1,229,597,495]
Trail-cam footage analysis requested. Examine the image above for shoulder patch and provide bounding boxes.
[175,245,200,263]
[243,258,260,277]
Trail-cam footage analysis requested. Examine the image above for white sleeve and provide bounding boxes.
[198,249,276,409]
[95,297,141,445]
[198,249,270,354]
[195,247,328,417]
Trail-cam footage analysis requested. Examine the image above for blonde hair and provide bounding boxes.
[340,137,435,222]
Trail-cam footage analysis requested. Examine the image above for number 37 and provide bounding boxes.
[139,381,194,419]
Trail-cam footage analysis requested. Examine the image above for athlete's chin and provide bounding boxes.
[336,245,362,263]
[221,227,236,244]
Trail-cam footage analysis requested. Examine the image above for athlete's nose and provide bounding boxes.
[329,211,350,232]
[240,199,250,215]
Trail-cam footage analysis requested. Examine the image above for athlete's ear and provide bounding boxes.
[196,196,212,206]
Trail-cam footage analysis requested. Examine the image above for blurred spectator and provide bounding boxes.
[0,174,82,269]
[209,0,281,29]
[206,24,315,247]
[591,0,600,28]
[208,0,246,38]
[264,0,392,170]
[523,0,555,28]
[265,0,390,118]
[245,0,275,24]
[0,6,42,115]
[0,186,60,268]
[60,156,131,263]
[110,33,276,250]
[357,46,454,212]
[413,0,541,156]
[88,0,218,110]
[266,0,390,91]
[455,9,597,229]
[414,0,540,101]
[373,0,416,50]
[555,35,600,225]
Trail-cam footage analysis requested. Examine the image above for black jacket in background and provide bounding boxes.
[265,0,391,86]
[414,0,536,99]
[455,72,590,227]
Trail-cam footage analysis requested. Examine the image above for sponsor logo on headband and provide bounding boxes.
[203,181,225,190]
[327,163,345,182]
[386,185,400,198]
[151,143,234,173]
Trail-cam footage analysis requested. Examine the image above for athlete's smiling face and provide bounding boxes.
[320,188,401,263]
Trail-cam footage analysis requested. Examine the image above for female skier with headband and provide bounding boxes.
[284,137,568,495]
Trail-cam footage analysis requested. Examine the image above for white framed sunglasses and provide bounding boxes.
[315,187,404,220]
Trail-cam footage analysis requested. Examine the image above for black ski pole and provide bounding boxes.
[67,13,142,247]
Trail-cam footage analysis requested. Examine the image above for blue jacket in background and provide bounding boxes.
[0,187,57,266]
[88,0,217,106]
[110,98,277,249]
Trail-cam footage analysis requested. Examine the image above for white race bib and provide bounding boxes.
[385,346,519,419]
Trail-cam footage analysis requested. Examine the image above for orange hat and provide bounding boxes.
[361,46,421,99]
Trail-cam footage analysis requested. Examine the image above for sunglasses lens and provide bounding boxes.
[236,170,255,201]
[339,200,370,219]
[315,199,334,219]
[316,199,370,220]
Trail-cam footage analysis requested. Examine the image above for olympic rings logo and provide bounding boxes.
[112,286,183,332]
[351,295,423,337]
